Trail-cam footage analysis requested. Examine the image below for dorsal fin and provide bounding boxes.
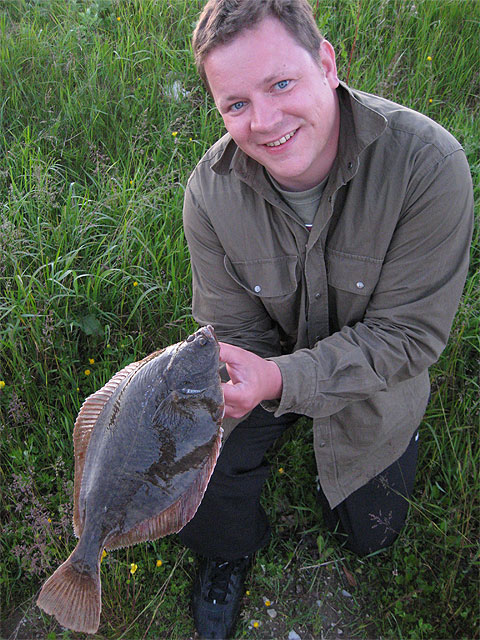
[72,350,164,537]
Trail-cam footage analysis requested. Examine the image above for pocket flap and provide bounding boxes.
[326,250,382,296]
[224,255,298,298]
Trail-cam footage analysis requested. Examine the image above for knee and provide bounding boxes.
[345,536,396,557]
[342,523,402,557]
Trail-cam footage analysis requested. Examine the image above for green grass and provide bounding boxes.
[0,0,478,638]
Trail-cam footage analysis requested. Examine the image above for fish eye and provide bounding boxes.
[186,334,195,342]
[198,337,207,346]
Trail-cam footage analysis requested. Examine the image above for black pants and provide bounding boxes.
[178,406,418,560]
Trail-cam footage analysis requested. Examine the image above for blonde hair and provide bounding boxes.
[192,0,324,92]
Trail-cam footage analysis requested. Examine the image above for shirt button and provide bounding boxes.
[318,440,326,448]
[356,281,365,289]
[315,292,321,299]
[254,285,262,293]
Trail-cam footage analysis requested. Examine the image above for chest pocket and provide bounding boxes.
[224,255,298,298]
[326,249,383,330]
[326,248,383,296]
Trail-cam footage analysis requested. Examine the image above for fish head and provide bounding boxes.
[164,325,221,397]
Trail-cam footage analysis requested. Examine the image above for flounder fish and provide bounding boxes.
[37,325,223,634]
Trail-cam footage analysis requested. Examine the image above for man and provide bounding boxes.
[178,1,474,638]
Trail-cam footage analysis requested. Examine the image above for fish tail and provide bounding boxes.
[37,551,101,634]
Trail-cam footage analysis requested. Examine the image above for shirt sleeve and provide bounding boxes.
[183,173,283,359]
[269,149,474,418]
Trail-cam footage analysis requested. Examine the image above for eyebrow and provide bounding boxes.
[220,72,290,105]
[263,72,285,86]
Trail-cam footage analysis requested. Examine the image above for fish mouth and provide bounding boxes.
[185,325,217,345]
[202,325,217,342]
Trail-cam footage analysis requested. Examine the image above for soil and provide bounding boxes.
[235,537,375,640]
[1,599,53,640]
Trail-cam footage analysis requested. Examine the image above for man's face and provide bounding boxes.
[204,16,340,192]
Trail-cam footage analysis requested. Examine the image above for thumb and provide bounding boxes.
[219,341,245,365]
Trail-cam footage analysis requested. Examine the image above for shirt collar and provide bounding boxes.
[211,81,387,179]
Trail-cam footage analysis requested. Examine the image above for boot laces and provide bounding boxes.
[206,558,248,605]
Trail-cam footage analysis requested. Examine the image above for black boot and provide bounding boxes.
[192,555,252,639]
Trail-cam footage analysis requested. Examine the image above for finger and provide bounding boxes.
[218,341,246,364]
[221,381,249,415]
[221,380,243,403]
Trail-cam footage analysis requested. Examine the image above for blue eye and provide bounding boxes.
[276,80,289,90]
[231,101,245,111]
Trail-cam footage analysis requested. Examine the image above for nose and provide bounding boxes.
[250,96,282,134]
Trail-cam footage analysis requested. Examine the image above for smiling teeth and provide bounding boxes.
[266,130,296,147]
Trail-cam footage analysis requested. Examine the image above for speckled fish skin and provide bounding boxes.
[37,325,223,634]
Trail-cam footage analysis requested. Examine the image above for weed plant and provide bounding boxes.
[0,1,478,638]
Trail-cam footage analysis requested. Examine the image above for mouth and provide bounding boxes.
[203,325,217,343]
[265,129,297,148]
[186,325,218,345]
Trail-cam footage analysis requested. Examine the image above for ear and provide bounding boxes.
[319,40,339,89]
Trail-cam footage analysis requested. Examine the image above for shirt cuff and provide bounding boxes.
[266,353,317,416]
[260,398,280,413]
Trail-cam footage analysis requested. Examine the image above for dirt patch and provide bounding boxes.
[1,597,59,640]
[238,552,373,639]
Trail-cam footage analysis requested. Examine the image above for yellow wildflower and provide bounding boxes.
[117,16,121,21]
[245,590,250,596]
[130,563,138,575]
[0,380,5,389]
[429,98,433,103]
[89,358,95,365]
[172,131,178,137]
[156,559,163,567]
[427,56,432,61]
[84,369,91,376]
[253,621,260,628]
[278,467,284,474]
[133,281,138,287]
[48,518,52,523]
[264,599,271,607]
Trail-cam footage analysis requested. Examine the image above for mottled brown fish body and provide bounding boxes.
[37,326,223,634]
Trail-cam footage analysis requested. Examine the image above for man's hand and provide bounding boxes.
[219,342,283,419]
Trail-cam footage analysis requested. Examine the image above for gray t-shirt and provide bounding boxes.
[268,173,328,229]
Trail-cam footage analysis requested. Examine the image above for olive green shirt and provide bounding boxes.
[183,82,473,508]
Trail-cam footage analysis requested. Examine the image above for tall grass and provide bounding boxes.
[0,1,478,638]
